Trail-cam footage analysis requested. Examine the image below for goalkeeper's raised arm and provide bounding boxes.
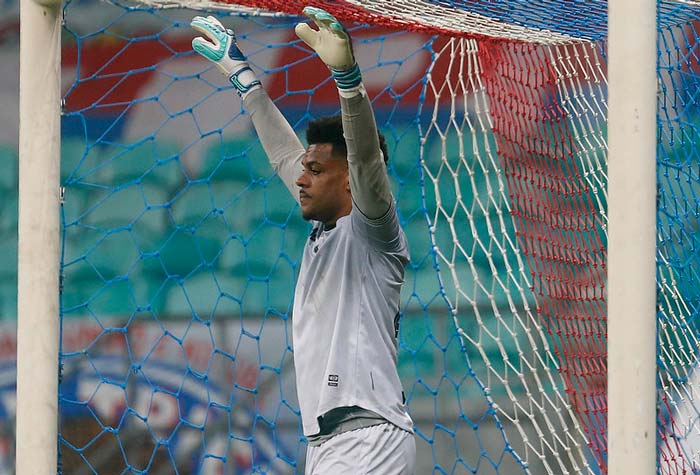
[191,10,394,222]
[295,6,393,222]
[190,15,305,201]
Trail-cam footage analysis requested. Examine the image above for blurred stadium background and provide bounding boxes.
[2,0,700,474]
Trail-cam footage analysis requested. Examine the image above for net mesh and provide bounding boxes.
[50,0,700,474]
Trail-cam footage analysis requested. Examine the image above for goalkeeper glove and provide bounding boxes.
[191,16,262,98]
[294,6,363,93]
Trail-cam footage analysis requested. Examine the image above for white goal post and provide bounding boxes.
[16,0,62,473]
[607,0,657,473]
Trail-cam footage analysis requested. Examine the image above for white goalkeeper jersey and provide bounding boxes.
[245,86,413,437]
[292,205,413,436]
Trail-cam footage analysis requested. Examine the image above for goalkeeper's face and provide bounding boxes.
[296,143,351,225]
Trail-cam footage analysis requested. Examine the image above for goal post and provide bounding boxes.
[16,0,62,474]
[607,0,658,473]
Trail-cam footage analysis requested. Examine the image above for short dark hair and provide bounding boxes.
[306,114,389,164]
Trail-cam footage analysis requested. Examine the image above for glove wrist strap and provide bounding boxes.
[330,63,362,90]
[228,65,262,98]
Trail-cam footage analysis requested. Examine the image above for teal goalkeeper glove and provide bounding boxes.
[294,7,362,92]
[191,16,262,98]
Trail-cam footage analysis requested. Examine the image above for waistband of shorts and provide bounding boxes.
[307,417,389,447]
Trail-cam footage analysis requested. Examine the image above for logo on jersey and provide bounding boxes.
[328,374,339,387]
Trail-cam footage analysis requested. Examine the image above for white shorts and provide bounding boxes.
[305,423,416,475]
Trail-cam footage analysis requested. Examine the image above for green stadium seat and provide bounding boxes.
[244,223,285,271]
[387,126,421,179]
[0,191,17,236]
[61,139,117,185]
[62,184,95,227]
[169,181,214,229]
[81,186,137,229]
[274,215,309,262]
[157,227,221,278]
[202,147,254,182]
[230,263,286,316]
[61,258,136,318]
[171,179,261,232]
[211,181,267,237]
[0,145,18,191]
[0,235,17,280]
[243,140,278,179]
[85,277,136,318]
[61,137,88,182]
[202,138,277,182]
[159,268,267,318]
[394,181,424,220]
[266,259,296,311]
[80,183,171,234]
[141,155,185,191]
[77,229,141,281]
[96,140,184,188]
[63,226,216,319]
[0,278,16,320]
[63,138,185,193]
[0,146,18,237]
[261,176,298,221]
[161,270,220,318]
[212,227,298,315]
[402,216,432,262]
[129,255,170,315]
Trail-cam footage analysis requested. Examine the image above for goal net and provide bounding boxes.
[53,0,699,474]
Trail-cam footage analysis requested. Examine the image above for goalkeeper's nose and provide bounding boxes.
[296,170,311,189]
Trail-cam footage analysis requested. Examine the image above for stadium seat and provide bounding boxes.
[387,125,421,180]
[75,229,142,281]
[0,145,18,191]
[0,146,18,238]
[266,259,297,312]
[156,227,221,279]
[0,235,17,280]
[275,216,309,263]
[170,178,267,233]
[78,183,171,236]
[161,269,222,318]
[61,138,117,185]
[201,139,276,182]
[159,264,278,318]
[98,140,184,187]
[394,180,424,222]
[61,137,88,182]
[261,175,298,222]
[244,223,285,270]
[61,257,136,319]
[0,233,16,321]
[0,190,18,236]
[61,184,95,228]
[0,278,17,320]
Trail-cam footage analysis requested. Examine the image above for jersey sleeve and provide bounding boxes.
[351,202,408,255]
[243,88,305,203]
[340,89,393,220]
[341,87,402,251]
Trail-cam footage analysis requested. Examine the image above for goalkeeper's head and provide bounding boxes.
[296,115,389,225]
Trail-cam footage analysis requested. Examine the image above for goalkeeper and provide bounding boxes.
[192,7,415,474]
